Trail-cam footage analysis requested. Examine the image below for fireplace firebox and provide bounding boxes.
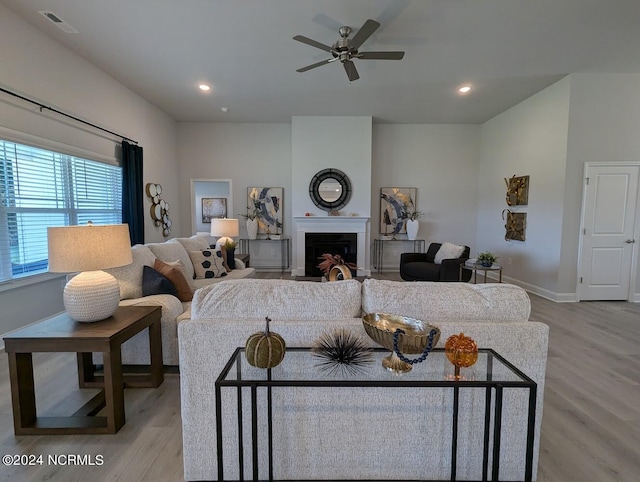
[305,232,357,277]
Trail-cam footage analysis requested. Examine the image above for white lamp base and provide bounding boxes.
[214,236,234,250]
[63,270,121,322]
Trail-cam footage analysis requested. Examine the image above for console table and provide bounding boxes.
[238,237,290,272]
[3,305,163,435]
[373,238,425,273]
[215,347,537,481]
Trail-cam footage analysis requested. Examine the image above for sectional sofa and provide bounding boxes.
[178,278,548,481]
[103,235,254,365]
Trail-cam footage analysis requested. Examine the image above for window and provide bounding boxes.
[0,140,122,282]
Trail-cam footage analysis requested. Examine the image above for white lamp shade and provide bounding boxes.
[209,218,239,238]
[48,224,133,272]
[47,224,132,322]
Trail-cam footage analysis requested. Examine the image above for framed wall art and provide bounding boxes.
[502,209,526,241]
[380,187,416,236]
[504,175,529,206]
[248,187,284,235]
[202,197,227,223]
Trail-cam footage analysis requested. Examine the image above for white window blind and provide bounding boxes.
[0,140,122,282]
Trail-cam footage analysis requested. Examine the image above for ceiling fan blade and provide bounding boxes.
[296,58,334,73]
[343,61,360,81]
[293,35,333,53]
[349,19,380,50]
[358,51,405,60]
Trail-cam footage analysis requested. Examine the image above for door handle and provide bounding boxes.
[625,239,636,244]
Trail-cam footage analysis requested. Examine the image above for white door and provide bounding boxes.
[578,164,639,300]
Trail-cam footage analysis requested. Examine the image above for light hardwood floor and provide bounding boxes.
[0,273,639,481]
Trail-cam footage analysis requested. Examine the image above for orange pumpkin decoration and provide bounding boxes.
[445,332,478,368]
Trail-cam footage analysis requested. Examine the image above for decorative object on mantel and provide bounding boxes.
[476,251,498,267]
[317,253,357,280]
[245,316,286,369]
[201,197,227,223]
[145,183,172,236]
[505,175,529,206]
[380,187,417,237]
[329,210,341,216]
[309,168,352,212]
[502,209,526,241]
[445,332,478,380]
[248,187,284,236]
[312,328,374,375]
[362,313,440,373]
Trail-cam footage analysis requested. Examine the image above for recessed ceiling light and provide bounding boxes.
[221,107,229,113]
[458,85,472,94]
[198,83,211,92]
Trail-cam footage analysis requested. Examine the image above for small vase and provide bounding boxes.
[246,218,258,240]
[480,261,493,267]
[406,219,419,240]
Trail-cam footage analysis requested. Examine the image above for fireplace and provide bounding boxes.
[305,233,357,277]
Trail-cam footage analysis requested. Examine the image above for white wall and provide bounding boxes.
[478,77,571,298]
[560,74,640,298]
[0,4,179,337]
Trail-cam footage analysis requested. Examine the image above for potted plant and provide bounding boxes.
[403,199,423,241]
[476,251,498,267]
[239,199,262,239]
[317,253,358,281]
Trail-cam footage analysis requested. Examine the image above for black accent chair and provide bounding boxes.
[400,243,472,282]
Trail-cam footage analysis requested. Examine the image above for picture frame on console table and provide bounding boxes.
[380,187,416,235]
[248,187,284,235]
[202,197,227,223]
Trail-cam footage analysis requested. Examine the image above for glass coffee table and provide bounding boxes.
[215,347,536,482]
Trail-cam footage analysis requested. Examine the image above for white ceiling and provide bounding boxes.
[3,0,640,124]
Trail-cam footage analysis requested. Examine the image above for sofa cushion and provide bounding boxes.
[188,249,227,279]
[104,244,156,300]
[154,258,193,302]
[176,235,210,253]
[362,279,531,322]
[434,242,465,264]
[147,239,195,281]
[192,279,362,320]
[142,265,178,297]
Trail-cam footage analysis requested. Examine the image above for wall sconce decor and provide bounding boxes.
[146,183,172,237]
[504,175,529,206]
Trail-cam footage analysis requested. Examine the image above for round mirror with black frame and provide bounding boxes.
[309,168,352,211]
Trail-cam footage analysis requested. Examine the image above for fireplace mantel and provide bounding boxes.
[293,216,370,276]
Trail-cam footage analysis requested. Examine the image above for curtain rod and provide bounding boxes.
[0,87,138,145]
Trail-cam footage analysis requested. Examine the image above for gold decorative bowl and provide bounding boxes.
[362,313,441,373]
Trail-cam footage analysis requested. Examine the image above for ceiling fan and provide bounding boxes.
[293,19,405,81]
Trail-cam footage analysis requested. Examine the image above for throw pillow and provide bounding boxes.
[188,249,227,279]
[142,265,178,297]
[153,258,194,301]
[434,242,466,264]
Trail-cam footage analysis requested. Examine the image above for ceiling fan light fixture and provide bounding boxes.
[198,83,211,92]
[458,85,472,94]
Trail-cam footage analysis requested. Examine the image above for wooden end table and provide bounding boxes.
[3,305,163,435]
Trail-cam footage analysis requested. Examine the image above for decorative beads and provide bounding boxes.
[392,328,438,365]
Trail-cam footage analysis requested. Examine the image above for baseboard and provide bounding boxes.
[498,274,577,302]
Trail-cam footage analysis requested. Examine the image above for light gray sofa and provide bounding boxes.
[179,278,548,481]
[103,235,254,365]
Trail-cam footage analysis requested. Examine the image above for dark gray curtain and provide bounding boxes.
[122,141,144,245]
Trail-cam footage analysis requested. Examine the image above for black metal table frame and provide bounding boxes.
[215,347,537,482]
[373,238,425,273]
[238,238,290,273]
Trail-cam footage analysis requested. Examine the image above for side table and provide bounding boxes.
[3,305,163,435]
[460,263,503,283]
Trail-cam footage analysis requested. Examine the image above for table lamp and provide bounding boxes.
[210,218,239,249]
[47,223,133,322]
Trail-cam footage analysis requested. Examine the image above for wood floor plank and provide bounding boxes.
[0,274,638,481]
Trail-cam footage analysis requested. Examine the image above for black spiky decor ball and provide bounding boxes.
[312,329,374,375]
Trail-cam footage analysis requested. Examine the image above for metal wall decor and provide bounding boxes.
[502,209,526,241]
[504,175,529,206]
[309,168,352,212]
[201,197,227,223]
[248,187,284,235]
[146,183,172,236]
[380,187,416,236]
